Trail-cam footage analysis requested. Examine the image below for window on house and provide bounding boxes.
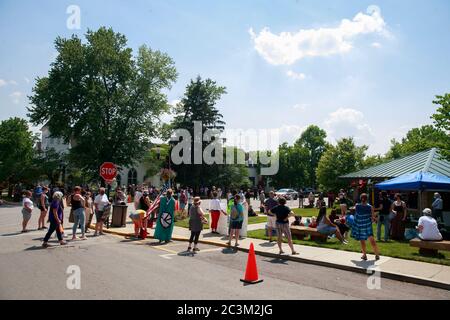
[127,169,137,186]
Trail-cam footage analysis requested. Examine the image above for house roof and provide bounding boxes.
[340,148,450,180]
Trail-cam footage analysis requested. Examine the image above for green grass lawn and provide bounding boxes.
[292,207,331,217]
[247,225,450,266]
[175,214,268,228]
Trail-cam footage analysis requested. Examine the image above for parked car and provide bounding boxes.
[302,188,315,196]
[275,188,299,200]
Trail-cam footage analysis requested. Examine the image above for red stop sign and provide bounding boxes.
[100,162,117,181]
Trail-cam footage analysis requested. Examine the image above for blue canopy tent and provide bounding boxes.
[376,171,450,191]
[376,171,450,214]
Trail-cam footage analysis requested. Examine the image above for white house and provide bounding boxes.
[40,125,260,188]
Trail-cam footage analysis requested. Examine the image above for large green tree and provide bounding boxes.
[386,125,448,159]
[270,142,309,189]
[316,137,367,192]
[431,94,450,161]
[270,125,328,189]
[168,76,227,187]
[294,125,329,187]
[0,118,36,189]
[28,27,177,180]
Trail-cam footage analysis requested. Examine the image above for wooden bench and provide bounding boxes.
[290,226,328,242]
[410,238,450,256]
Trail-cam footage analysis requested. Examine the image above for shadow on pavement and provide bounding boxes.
[24,245,47,251]
[264,258,289,265]
[2,232,25,237]
[351,259,376,268]
[202,233,221,238]
[221,247,238,254]
[259,242,276,247]
[120,238,142,243]
[178,251,195,257]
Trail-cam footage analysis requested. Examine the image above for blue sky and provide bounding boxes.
[1,0,449,155]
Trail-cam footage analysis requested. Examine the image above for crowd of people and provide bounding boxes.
[15,183,446,258]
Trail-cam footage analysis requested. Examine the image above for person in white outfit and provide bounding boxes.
[417,208,443,241]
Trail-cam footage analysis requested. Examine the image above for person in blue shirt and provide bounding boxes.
[228,194,244,248]
[352,193,380,261]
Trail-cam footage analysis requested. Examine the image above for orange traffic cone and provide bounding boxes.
[240,243,263,284]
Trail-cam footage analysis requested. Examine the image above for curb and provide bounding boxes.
[91,225,450,291]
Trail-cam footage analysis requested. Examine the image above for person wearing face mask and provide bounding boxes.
[154,189,176,244]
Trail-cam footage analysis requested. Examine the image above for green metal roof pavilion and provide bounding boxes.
[340,148,450,180]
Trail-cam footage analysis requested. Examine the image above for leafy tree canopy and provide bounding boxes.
[386,125,448,160]
[431,94,450,161]
[316,137,367,192]
[0,118,37,187]
[167,76,227,187]
[28,27,177,178]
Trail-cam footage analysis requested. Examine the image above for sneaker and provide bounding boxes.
[42,242,49,248]
[193,247,200,252]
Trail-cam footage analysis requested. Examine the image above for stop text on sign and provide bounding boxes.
[101,167,117,175]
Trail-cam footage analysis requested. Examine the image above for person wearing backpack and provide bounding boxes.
[227,194,244,248]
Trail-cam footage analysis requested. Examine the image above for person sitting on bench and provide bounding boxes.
[316,207,348,244]
[417,208,443,241]
[291,216,302,226]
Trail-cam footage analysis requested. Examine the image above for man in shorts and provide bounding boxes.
[264,191,279,242]
[270,197,298,255]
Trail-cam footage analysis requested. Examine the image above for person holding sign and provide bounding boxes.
[154,189,176,244]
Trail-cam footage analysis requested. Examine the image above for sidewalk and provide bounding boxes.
[97,211,450,290]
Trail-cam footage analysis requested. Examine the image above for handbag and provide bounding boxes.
[389,211,396,221]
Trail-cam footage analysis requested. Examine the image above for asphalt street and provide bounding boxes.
[1,204,449,299]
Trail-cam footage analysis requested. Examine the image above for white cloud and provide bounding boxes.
[286,70,306,80]
[10,91,23,104]
[0,79,18,87]
[249,5,388,65]
[323,107,375,146]
[292,103,308,111]
[371,42,382,48]
[24,77,30,84]
[279,124,309,146]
